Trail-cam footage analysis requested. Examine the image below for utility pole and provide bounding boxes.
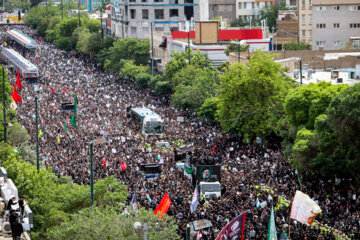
[187,31,191,64]
[2,66,6,143]
[121,14,124,38]
[61,0,63,19]
[186,224,190,240]
[151,22,154,77]
[299,59,303,85]
[46,0,48,12]
[78,0,81,26]
[238,43,240,62]
[100,0,104,47]
[35,96,39,173]
[90,142,94,206]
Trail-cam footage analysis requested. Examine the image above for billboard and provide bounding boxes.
[196,165,221,182]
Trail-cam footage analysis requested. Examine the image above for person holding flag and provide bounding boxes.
[190,184,199,214]
[267,206,277,240]
[70,94,77,128]
[154,193,171,219]
[16,68,21,90]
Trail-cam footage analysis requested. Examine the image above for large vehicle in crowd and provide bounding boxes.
[6,29,38,49]
[130,108,163,137]
[1,46,39,84]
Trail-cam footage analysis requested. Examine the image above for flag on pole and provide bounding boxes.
[11,85,22,103]
[256,198,261,208]
[51,87,54,93]
[197,231,202,240]
[16,69,21,89]
[57,134,60,143]
[154,193,172,219]
[131,192,138,213]
[212,143,216,154]
[121,161,127,171]
[241,173,245,182]
[279,232,289,240]
[63,87,66,93]
[267,206,277,240]
[146,193,152,203]
[39,129,45,138]
[346,204,349,214]
[216,212,246,240]
[70,94,77,128]
[190,184,200,214]
[102,158,106,167]
[290,191,322,226]
[156,153,161,160]
[64,122,67,134]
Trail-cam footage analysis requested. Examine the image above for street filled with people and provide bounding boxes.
[0,25,359,239]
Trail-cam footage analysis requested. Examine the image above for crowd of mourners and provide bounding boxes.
[0,25,359,240]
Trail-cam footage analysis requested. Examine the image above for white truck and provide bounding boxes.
[199,181,221,198]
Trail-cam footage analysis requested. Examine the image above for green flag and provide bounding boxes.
[267,206,277,240]
[70,94,77,128]
[64,122,67,134]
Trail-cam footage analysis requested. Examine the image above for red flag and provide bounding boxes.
[36,59,39,64]
[154,193,172,219]
[102,158,106,167]
[16,69,21,89]
[212,143,216,154]
[51,87,54,93]
[63,87,66,93]
[37,39,41,44]
[121,161,127,171]
[11,85,22,103]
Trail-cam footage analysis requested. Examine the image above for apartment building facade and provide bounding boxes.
[312,0,360,50]
[110,0,204,39]
[298,0,312,44]
[209,0,236,23]
[235,0,275,22]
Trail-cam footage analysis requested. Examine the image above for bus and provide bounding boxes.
[1,46,39,83]
[130,107,163,136]
[7,29,38,49]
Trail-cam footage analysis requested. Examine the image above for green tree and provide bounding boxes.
[135,73,152,88]
[46,207,179,240]
[164,50,214,82]
[224,42,250,56]
[24,6,59,30]
[105,38,150,73]
[170,66,217,112]
[283,41,311,50]
[198,97,220,120]
[258,6,278,31]
[94,176,127,207]
[216,50,294,139]
[120,60,147,80]
[230,18,251,27]
[7,122,30,146]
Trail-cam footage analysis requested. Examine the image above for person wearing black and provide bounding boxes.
[7,196,17,211]
[18,196,26,219]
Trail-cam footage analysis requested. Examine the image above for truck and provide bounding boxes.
[129,108,164,137]
[199,181,221,198]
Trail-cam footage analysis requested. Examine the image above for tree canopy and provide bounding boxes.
[216,50,294,139]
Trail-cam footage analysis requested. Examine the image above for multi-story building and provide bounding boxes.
[209,0,236,23]
[235,0,275,23]
[298,0,312,44]
[109,0,206,39]
[312,0,360,50]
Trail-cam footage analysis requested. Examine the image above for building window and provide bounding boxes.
[333,23,339,28]
[333,5,339,10]
[142,9,148,19]
[154,26,164,32]
[349,6,360,11]
[154,0,164,2]
[154,9,164,19]
[302,14,305,25]
[308,0,312,9]
[309,15,312,24]
[302,30,305,36]
[170,9,178,17]
[301,0,305,9]
[129,0,135,2]
[350,23,360,28]
[316,6,326,11]
[333,41,340,47]
[316,41,326,46]
[309,30,312,37]
[316,24,326,28]
[130,9,136,19]
[353,40,360,49]
[238,2,242,9]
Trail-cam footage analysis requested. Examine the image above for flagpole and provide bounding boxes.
[2,66,6,143]
[35,96,40,173]
[288,211,291,239]
[90,142,94,206]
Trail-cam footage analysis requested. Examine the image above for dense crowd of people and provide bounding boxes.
[0,25,359,239]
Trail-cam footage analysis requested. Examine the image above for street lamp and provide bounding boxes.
[134,222,148,240]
